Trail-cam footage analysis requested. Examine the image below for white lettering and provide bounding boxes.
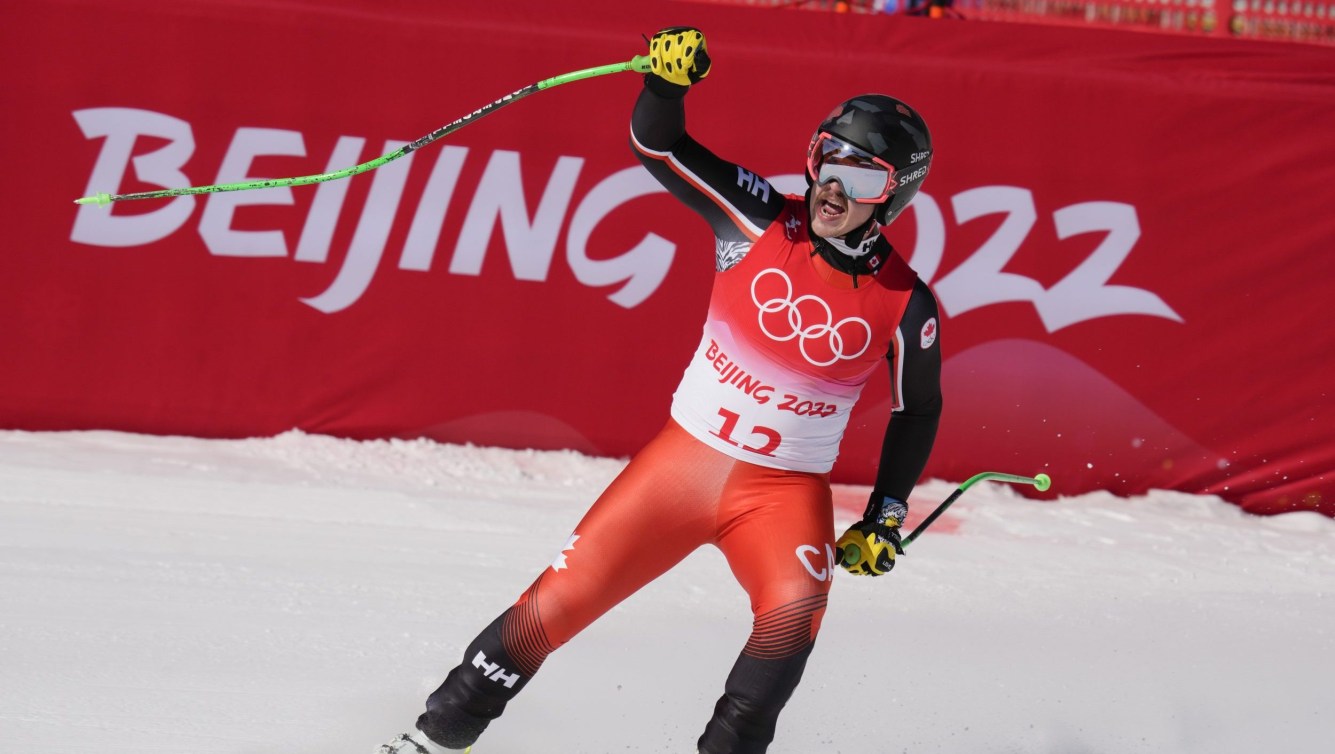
[736,168,771,202]
[566,166,675,308]
[471,650,520,688]
[933,185,1046,317]
[200,127,306,258]
[70,107,196,247]
[450,150,583,280]
[896,165,928,185]
[295,136,367,263]
[902,191,945,285]
[472,651,494,674]
[796,544,834,582]
[301,140,415,313]
[68,110,1179,328]
[399,145,469,271]
[1041,201,1181,330]
[914,187,1181,332]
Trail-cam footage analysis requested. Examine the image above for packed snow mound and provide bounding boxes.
[1,429,1332,754]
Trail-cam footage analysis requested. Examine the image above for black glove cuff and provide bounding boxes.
[863,491,909,526]
[643,73,690,99]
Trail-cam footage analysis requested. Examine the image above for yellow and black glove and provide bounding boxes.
[837,495,908,577]
[647,27,711,87]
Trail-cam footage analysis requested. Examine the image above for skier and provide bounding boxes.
[378,27,943,754]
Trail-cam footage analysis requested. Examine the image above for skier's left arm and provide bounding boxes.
[837,280,943,576]
[872,278,943,506]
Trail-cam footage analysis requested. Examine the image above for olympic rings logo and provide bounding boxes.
[750,268,872,367]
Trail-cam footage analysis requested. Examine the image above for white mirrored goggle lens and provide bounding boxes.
[816,162,890,200]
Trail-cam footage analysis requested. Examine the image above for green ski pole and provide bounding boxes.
[843,471,1052,565]
[75,55,652,206]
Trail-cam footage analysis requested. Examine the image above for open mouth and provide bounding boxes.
[817,198,846,221]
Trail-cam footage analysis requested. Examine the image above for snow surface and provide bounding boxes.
[2,429,1332,754]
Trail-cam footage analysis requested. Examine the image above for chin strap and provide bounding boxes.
[829,218,880,256]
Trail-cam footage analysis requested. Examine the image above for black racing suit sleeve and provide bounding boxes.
[630,79,786,245]
[872,278,943,507]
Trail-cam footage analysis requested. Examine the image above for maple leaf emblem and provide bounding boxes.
[920,318,938,349]
[551,533,579,572]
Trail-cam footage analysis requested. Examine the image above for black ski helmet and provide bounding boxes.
[810,94,932,226]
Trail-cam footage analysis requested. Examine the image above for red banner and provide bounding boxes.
[3,0,1333,515]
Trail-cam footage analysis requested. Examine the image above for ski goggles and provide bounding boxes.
[806,132,896,203]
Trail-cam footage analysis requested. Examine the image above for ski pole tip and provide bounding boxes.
[1034,473,1051,492]
[74,192,112,206]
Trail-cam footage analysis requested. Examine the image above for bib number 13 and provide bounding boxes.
[711,408,781,457]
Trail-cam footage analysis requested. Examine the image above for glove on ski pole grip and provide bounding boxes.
[840,471,1054,565]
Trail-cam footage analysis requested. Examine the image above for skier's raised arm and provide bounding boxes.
[381,26,946,754]
[629,29,786,264]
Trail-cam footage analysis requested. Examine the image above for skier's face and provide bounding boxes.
[808,180,876,239]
